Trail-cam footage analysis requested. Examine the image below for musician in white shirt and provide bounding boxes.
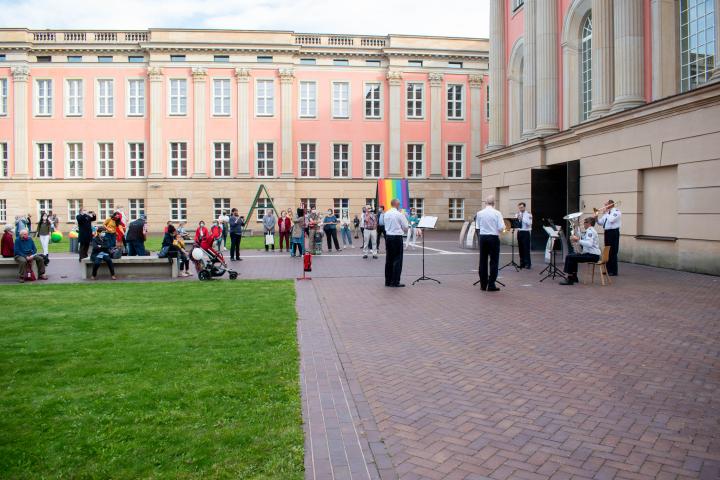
[475,196,505,292]
[383,199,409,287]
[515,202,533,269]
[596,199,621,276]
[560,217,601,285]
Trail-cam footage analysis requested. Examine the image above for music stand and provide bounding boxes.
[499,218,521,272]
[412,216,440,285]
[538,226,566,282]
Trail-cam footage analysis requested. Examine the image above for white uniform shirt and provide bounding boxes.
[579,226,601,256]
[599,208,622,230]
[384,208,409,235]
[475,206,505,236]
[516,211,532,231]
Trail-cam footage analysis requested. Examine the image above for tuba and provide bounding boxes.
[563,212,583,252]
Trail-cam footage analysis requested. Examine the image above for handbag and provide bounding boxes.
[110,247,122,259]
[265,234,274,245]
[25,269,36,281]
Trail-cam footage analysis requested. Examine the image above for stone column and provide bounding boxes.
[536,0,559,135]
[387,71,403,177]
[429,72,443,178]
[522,0,537,138]
[469,75,483,179]
[488,0,506,150]
[279,68,294,178]
[11,65,29,179]
[711,0,720,82]
[235,68,251,177]
[192,67,208,177]
[651,0,679,98]
[611,0,645,112]
[148,66,164,178]
[590,0,614,118]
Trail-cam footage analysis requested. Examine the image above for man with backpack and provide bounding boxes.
[362,206,378,260]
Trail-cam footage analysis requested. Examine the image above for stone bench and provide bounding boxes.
[81,256,178,279]
[0,257,39,279]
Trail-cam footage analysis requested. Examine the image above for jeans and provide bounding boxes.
[478,234,500,289]
[92,255,115,277]
[126,239,146,256]
[341,227,352,246]
[363,229,377,256]
[291,237,304,256]
[384,235,404,286]
[230,233,242,260]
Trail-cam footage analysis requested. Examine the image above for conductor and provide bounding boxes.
[384,199,409,287]
[475,196,505,292]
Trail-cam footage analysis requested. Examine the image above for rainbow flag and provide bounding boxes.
[376,179,410,212]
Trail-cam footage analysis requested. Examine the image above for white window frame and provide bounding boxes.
[255,141,275,178]
[0,199,6,223]
[65,141,84,178]
[168,78,188,116]
[255,79,275,117]
[96,142,115,178]
[580,13,593,121]
[128,198,145,220]
[299,142,318,178]
[64,78,83,117]
[333,198,349,219]
[0,142,8,178]
[170,198,187,222]
[127,78,145,117]
[0,78,7,116]
[213,141,232,177]
[169,141,188,177]
[406,82,424,119]
[406,143,425,178]
[447,143,465,179]
[98,199,114,221]
[127,142,145,178]
[447,83,465,120]
[331,142,351,178]
[95,78,114,117]
[332,81,350,119]
[67,199,82,222]
[255,198,273,222]
[212,78,231,116]
[35,78,53,116]
[410,198,424,218]
[300,198,317,211]
[213,198,231,219]
[364,82,382,119]
[299,80,317,118]
[364,143,383,179]
[449,198,465,221]
[37,199,53,219]
[35,142,53,178]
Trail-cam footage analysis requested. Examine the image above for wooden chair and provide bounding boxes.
[586,246,612,286]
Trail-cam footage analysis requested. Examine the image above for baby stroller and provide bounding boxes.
[191,244,238,281]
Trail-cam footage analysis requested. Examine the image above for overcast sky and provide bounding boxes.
[0,0,490,38]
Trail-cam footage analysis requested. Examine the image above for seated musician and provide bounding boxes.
[560,217,600,285]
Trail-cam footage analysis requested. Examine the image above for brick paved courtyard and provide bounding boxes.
[4,232,720,479]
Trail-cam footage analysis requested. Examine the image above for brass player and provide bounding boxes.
[559,217,600,285]
[596,199,621,276]
[515,202,532,269]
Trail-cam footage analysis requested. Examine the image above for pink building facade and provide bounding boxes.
[0,29,489,230]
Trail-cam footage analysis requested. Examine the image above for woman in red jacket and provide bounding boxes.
[194,221,209,245]
[1,225,14,258]
[278,210,292,252]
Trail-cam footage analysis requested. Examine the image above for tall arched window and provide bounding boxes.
[580,13,593,121]
[680,0,716,92]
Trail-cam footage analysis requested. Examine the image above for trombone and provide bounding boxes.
[593,200,621,216]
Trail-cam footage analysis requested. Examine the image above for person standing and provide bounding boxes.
[218,210,230,251]
[291,208,305,257]
[352,214,360,239]
[376,206,386,253]
[14,215,27,240]
[404,208,419,249]
[263,210,276,252]
[516,202,533,269]
[384,199,409,287]
[362,206,378,259]
[228,208,244,261]
[278,210,292,252]
[36,212,53,257]
[597,199,621,276]
[76,208,96,261]
[340,216,353,249]
[125,215,148,256]
[475,196,504,292]
[103,211,121,248]
[560,217,601,285]
[323,208,341,252]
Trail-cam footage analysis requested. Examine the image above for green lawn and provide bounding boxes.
[35,234,271,254]
[0,281,303,479]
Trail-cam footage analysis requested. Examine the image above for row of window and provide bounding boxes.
[0,141,467,179]
[0,197,468,225]
[0,77,471,120]
[15,54,463,69]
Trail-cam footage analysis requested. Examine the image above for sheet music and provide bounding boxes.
[417,216,438,229]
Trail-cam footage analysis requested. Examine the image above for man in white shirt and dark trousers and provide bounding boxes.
[475,196,505,292]
[597,199,621,276]
[384,199,409,287]
[560,217,601,285]
[516,202,533,269]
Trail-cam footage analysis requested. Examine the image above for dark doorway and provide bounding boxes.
[530,160,580,250]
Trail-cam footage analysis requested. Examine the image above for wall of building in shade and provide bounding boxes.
[482,0,720,275]
[0,29,489,230]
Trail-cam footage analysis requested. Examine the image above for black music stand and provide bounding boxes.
[499,218,521,272]
[412,216,440,285]
[539,231,566,282]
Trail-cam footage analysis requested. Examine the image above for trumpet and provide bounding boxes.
[593,200,621,216]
